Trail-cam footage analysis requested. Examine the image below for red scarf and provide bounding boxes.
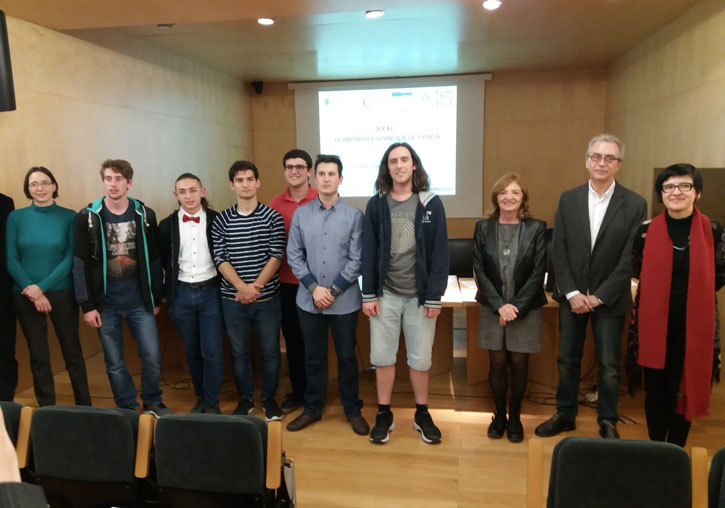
[638,206,715,421]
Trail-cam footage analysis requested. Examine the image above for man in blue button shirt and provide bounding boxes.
[285,154,369,436]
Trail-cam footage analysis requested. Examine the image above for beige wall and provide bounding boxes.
[0,16,252,218]
[249,70,609,238]
[605,0,725,210]
[605,0,725,319]
[483,69,608,232]
[249,82,297,205]
[1,17,253,392]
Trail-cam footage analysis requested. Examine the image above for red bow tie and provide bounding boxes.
[183,214,200,223]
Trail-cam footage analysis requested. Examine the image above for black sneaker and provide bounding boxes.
[142,402,174,419]
[413,412,441,444]
[370,410,395,444]
[263,398,283,422]
[203,403,222,415]
[233,399,255,416]
[190,399,204,414]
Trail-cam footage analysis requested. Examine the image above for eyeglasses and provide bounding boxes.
[176,188,201,196]
[29,181,53,189]
[587,153,621,164]
[662,182,694,193]
[284,164,308,173]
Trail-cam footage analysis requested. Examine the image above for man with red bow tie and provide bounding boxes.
[159,173,224,414]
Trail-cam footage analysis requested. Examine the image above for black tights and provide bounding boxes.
[489,349,529,416]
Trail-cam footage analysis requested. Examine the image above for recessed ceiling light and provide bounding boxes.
[365,10,384,19]
[482,0,502,10]
[257,18,274,26]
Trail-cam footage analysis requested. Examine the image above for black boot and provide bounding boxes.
[487,402,507,439]
[506,402,524,443]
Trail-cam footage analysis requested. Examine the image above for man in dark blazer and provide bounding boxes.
[0,193,17,401]
[535,134,646,439]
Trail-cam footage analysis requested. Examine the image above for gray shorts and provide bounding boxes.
[369,290,437,371]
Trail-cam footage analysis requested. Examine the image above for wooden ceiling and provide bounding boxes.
[0,0,703,81]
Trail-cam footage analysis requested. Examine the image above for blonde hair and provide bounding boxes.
[484,172,532,219]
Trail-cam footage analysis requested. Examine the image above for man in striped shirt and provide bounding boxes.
[212,160,286,421]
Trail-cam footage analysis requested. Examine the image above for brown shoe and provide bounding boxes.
[348,415,370,435]
[286,413,321,432]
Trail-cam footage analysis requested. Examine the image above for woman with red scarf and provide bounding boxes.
[628,163,725,446]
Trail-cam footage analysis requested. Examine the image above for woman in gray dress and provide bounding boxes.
[473,173,547,442]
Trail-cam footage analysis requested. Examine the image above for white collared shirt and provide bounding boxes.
[177,208,217,283]
[565,180,615,301]
[588,180,616,252]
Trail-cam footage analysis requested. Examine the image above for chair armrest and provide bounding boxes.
[527,438,543,508]
[266,420,282,490]
[691,446,707,508]
[134,413,155,479]
[16,406,34,469]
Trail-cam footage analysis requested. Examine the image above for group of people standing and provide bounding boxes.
[473,133,724,447]
[0,133,722,448]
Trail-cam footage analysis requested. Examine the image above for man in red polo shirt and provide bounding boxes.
[270,149,318,414]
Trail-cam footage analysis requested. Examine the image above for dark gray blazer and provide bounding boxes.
[473,217,548,319]
[552,182,646,317]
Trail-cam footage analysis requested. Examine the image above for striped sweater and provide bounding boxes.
[211,202,285,299]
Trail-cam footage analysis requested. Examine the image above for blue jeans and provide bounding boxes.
[222,296,281,401]
[297,308,362,418]
[97,305,163,409]
[170,284,224,406]
[556,304,625,424]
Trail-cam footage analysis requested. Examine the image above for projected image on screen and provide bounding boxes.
[319,86,457,197]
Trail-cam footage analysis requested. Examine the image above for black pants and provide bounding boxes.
[297,308,363,418]
[644,312,690,447]
[14,289,91,406]
[0,286,17,401]
[280,283,306,401]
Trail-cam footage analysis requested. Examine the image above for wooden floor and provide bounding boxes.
[14,336,725,508]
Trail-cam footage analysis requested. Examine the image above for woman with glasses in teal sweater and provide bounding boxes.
[6,167,91,406]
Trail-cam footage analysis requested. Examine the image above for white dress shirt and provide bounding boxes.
[588,180,615,252]
[177,208,217,283]
[565,180,615,301]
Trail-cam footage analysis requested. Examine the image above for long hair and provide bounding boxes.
[374,142,431,194]
[175,172,211,210]
[484,172,532,220]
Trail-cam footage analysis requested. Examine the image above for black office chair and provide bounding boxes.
[448,237,474,278]
[27,405,153,508]
[710,447,725,508]
[543,437,693,508]
[0,400,23,445]
[154,414,288,507]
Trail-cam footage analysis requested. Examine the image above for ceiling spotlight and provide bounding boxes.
[482,0,502,10]
[257,18,274,26]
[156,23,174,29]
[365,10,384,19]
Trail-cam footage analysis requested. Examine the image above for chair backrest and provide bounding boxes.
[546,437,691,508]
[449,238,474,278]
[31,405,139,483]
[0,401,22,445]
[155,413,270,504]
[710,447,725,508]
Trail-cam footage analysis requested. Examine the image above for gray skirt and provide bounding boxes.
[477,304,542,353]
